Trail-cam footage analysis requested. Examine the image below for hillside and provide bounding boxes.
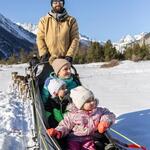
[0,13,36,59]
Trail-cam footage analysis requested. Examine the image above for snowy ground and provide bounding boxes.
[0,61,150,149]
[0,64,33,150]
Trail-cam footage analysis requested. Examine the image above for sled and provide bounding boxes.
[27,61,146,150]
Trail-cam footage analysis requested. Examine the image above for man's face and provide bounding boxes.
[52,0,64,13]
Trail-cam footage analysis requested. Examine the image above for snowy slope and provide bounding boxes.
[0,13,36,59]
[16,23,37,35]
[0,13,35,44]
[0,61,150,149]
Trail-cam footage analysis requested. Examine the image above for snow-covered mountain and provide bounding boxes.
[16,23,37,35]
[114,32,147,52]
[0,13,36,59]
[119,34,136,43]
[79,34,91,47]
[18,22,150,53]
[0,12,149,60]
[17,22,92,47]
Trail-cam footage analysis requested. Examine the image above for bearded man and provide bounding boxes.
[36,0,79,64]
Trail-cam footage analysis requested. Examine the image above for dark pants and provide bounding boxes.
[92,131,109,150]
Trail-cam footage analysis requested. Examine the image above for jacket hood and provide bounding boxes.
[49,8,68,21]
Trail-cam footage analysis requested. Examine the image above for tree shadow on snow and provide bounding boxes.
[110,109,150,149]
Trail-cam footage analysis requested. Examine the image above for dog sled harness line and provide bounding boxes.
[110,128,147,150]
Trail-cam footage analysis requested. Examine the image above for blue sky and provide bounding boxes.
[1,0,150,42]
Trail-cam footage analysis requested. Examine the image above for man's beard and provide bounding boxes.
[53,6,63,13]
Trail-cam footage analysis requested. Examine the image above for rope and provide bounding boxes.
[30,79,61,150]
[35,104,61,150]
[110,128,146,150]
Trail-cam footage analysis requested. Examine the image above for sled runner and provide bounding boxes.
[27,61,146,150]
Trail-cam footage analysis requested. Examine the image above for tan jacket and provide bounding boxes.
[36,13,79,63]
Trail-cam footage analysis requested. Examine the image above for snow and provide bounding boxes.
[0,61,150,149]
[16,21,149,53]
[0,13,35,44]
[119,35,135,43]
[134,32,147,41]
[0,64,34,150]
[16,23,37,35]
[114,33,147,52]
[15,22,149,53]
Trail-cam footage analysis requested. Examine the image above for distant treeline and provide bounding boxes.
[74,40,150,64]
[0,40,150,64]
[0,48,38,65]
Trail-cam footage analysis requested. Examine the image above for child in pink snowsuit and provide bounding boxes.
[47,86,116,150]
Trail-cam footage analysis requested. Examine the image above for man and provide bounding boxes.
[36,0,79,64]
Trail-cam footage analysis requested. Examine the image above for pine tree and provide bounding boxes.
[7,54,18,64]
[86,41,104,63]
[124,46,133,60]
[124,42,150,61]
[140,43,150,60]
[104,40,118,61]
[86,42,95,63]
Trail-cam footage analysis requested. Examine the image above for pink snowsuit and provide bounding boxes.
[56,103,116,150]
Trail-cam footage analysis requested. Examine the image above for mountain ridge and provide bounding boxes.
[18,22,149,52]
[0,13,36,59]
[0,12,150,59]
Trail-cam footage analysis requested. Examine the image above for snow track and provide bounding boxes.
[0,87,32,150]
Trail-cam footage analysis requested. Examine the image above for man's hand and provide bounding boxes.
[40,53,50,63]
[65,56,73,64]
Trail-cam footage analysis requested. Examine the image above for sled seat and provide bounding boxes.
[37,63,53,91]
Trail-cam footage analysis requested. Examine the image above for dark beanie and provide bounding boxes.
[51,0,65,6]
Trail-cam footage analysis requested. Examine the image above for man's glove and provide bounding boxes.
[40,53,50,63]
[65,56,73,64]
[46,128,62,139]
[98,121,110,134]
